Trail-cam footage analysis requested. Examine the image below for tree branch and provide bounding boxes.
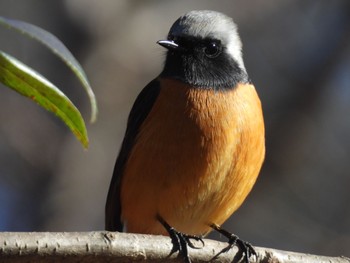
[0,231,348,262]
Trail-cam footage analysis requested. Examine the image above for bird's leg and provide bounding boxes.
[157,214,204,263]
[210,223,257,263]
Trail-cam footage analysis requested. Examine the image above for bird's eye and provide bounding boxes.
[203,41,221,58]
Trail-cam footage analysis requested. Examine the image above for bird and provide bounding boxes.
[106,10,265,263]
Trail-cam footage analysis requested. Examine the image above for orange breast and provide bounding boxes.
[120,78,265,235]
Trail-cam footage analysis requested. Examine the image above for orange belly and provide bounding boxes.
[120,78,265,236]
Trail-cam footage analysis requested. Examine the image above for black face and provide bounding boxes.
[160,34,249,90]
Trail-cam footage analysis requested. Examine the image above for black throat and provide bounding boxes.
[160,49,250,90]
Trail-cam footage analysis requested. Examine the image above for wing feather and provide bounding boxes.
[105,79,161,231]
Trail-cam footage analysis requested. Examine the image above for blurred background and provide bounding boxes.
[0,0,349,258]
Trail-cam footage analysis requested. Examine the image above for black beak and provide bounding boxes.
[157,40,183,51]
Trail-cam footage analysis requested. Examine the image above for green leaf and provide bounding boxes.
[0,15,98,123]
[0,51,89,148]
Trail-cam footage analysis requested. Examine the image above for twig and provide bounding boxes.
[0,231,348,262]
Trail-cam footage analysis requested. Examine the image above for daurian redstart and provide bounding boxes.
[106,10,265,262]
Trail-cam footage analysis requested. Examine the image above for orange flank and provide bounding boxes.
[120,78,265,236]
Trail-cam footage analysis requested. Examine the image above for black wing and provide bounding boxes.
[105,79,161,231]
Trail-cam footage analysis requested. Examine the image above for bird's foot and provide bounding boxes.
[157,215,204,263]
[211,223,257,263]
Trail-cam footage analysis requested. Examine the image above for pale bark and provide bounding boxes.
[0,231,349,263]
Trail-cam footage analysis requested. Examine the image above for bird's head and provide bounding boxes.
[158,10,249,89]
